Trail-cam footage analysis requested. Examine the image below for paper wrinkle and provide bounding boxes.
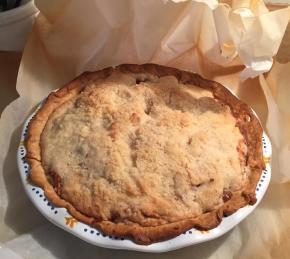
[30,0,290,80]
[240,59,273,79]
[231,0,269,15]
[0,244,23,259]
[171,0,218,9]
[1,0,290,258]
[229,7,290,78]
[259,61,290,183]
[213,5,237,61]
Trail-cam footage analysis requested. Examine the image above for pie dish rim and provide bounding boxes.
[24,63,265,245]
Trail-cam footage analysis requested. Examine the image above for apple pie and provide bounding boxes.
[26,64,264,244]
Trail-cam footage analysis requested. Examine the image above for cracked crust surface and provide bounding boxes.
[26,64,264,245]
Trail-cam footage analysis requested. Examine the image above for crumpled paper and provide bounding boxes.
[259,61,290,183]
[1,0,290,258]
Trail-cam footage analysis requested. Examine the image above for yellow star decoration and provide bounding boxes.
[263,156,270,164]
[65,216,78,228]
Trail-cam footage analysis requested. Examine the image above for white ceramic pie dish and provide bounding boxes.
[17,100,272,253]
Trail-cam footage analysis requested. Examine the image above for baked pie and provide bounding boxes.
[26,64,264,245]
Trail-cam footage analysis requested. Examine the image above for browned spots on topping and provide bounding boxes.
[130,113,140,124]
[180,117,190,127]
[136,79,141,84]
[167,91,173,105]
[110,211,121,222]
[187,137,192,145]
[109,122,119,140]
[50,171,62,196]
[237,139,246,153]
[216,209,223,221]
[109,122,118,131]
[91,216,103,224]
[242,191,257,205]
[237,138,247,166]
[144,99,153,115]
[223,190,233,202]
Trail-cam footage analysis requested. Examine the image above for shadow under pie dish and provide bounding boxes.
[25,64,265,245]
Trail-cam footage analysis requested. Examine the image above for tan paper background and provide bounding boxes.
[1,0,290,258]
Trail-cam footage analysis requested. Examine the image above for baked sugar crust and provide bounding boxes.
[26,64,264,245]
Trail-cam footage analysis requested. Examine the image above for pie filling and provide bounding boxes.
[41,71,249,228]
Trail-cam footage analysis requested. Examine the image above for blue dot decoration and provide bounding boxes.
[81,228,123,241]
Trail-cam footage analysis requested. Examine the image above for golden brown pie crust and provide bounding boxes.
[26,64,264,245]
